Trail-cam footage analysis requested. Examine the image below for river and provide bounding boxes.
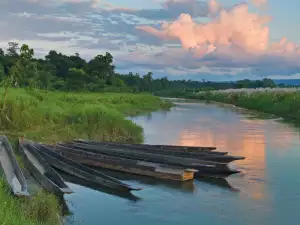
[65,100,300,225]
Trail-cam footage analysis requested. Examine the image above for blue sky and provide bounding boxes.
[0,0,299,81]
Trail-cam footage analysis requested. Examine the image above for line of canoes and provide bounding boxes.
[0,135,245,200]
[55,139,244,179]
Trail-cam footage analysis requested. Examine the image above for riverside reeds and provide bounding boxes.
[195,88,300,121]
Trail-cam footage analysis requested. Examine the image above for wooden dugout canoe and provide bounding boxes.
[45,144,198,181]
[74,139,218,152]
[18,138,73,197]
[69,141,244,163]
[58,142,224,167]
[55,142,241,178]
[33,143,142,192]
[0,136,29,197]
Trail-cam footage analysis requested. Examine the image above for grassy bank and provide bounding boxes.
[0,88,172,225]
[194,89,300,121]
[0,88,172,143]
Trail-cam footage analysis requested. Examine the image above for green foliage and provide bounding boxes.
[0,179,62,225]
[0,41,280,94]
[0,63,5,83]
[154,79,278,97]
[194,90,300,121]
[66,68,87,91]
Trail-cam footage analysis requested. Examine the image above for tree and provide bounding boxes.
[0,63,5,83]
[38,62,56,89]
[0,48,4,57]
[87,52,115,82]
[8,44,39,89]
[0,63,13,113]
[7,42,19,57]
[0,40,284,94]
[262,78,276,88]
[142,72,153,92]
[45,50,72,79]
[66,68,88,91]
[20,44,34,60]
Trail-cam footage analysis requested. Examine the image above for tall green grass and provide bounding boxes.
[0,88,171,143]
[0,88,171,225]
[195,90,300,121]
[0,179,62,225]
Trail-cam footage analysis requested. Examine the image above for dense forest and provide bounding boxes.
[0,42,280,93]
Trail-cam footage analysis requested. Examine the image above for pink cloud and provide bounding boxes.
[137,4,272,55]
[136,2,300,58]
[131,0,300,76]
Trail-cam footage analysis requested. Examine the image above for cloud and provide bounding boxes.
[136,4,272,54]
[105,0,212,21]
[0,0,299,79]
[116,44,300,78]
[135,2,300,76]
[250,0,268,7]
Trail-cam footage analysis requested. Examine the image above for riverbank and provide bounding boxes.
[0,88,172,225]
[191,89,300,122]
[0,88,172,143]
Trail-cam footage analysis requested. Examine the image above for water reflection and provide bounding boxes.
[196,177,238,192]
[60,172,141,202]
[131,101,300,222]
[68,100,300,225]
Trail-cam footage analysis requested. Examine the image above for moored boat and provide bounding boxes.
[72,140,228,155]
[74,139,217,152]
[0,136,29,197]
[68,140,244,163]
[33,143,142,192]
[54,142,241,178]
[18,138,73,197]
[44,144,198,181]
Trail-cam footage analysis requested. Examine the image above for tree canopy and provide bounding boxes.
[0,42,278,93]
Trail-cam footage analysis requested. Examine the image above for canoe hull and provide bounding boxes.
[18,139,73,197]
[0,136,29,197]
[74,139,217,152]
[50,146,197,181]
[34,144,141,192]
[71,141,242,163]
[58,142,226,168]
[52,144,239,178]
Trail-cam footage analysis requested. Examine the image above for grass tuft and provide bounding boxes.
[0,179,62,225]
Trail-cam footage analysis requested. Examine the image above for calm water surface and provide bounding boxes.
[65,100,300,225]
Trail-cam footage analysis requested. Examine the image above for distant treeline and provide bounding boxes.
[0,42,286,93]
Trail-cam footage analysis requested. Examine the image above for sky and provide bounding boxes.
[0,0,300,81]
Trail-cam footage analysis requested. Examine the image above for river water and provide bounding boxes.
[65,100,300,225]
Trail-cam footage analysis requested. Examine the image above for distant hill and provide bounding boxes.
[273,79,300,86]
